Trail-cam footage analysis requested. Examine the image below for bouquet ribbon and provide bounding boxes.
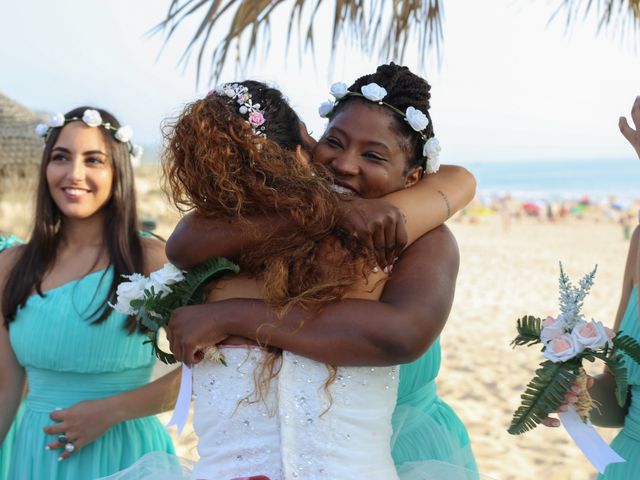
[558,406,625,473]
[166,363,192,434]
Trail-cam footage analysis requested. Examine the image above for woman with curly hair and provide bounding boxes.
[167,66,480,479]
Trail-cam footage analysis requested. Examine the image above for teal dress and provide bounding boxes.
[599,285,640,479]
[7,267,174,479]
[392,338,478,477]
[0,234,24,480]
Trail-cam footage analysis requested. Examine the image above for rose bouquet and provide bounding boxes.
[508,263,640,435]
[110,258,239,364]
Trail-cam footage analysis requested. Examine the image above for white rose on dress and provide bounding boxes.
[543,333,585,363]
[111,273,148,314]
[318,101,334,118]
[360,83,387,102]
[540,315,566,343]
[35,123,49,137]
[330,82,349,99]
[82,109,103,127]
[114,125,134,143]
[49,113,66,128]
[405,107,429,132]
[572,320,614,350]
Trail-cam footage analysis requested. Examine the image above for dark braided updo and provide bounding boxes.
[333,63,433,171]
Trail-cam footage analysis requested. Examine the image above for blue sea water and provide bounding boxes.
[467,158,640,202]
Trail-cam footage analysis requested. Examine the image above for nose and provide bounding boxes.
[68,157,86,182]
[329,149,359,177]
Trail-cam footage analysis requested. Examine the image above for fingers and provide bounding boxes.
[394,217,408,258]
[632,95,640,128]
[383,219,397,269]
[43,421,67,436]
[542,416,560,428]
[619,116,634,142]
[372,226,387,269]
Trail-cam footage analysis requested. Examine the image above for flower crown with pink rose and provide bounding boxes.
[35,109,144,166]
[209,83,267,138]
[318,82,441,174]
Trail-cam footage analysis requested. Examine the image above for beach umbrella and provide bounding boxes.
[0,92,44,194]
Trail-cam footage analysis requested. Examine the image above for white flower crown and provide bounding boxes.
[35,109,143,166]
[319,82,441,174]
[210,83,267,138]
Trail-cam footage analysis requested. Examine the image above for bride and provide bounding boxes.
[107,74,477,479]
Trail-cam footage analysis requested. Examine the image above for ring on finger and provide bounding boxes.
[57,434,68,444]
[64,441,76,453]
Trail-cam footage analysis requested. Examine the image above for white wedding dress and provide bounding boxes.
[103,346,489,480]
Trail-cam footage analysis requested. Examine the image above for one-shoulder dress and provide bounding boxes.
[7,267,174,479]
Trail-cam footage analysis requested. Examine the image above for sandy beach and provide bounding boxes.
[1,166,631,480]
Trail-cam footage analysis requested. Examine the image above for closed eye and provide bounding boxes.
[363,151,387,162]
[325,137,343,148]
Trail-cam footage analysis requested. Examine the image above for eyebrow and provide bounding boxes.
[330,126,391,152]
[51,147,107,156]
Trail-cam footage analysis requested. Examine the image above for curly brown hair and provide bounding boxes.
[162,81,373,315]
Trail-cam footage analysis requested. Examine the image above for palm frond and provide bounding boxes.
[511,315,543,347]
[508,360,580,435]
[605,353,629,407]
[552,0,640,38]
[152,0,444,84]
[613,333,640,364]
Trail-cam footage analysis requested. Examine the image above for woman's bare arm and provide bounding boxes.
[167,225,459,366]
[166,165,475,269]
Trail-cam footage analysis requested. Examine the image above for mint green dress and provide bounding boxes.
[7,267,174,479]
[599,285,640,479]
[392,338,479,478]
[0,234,24,480]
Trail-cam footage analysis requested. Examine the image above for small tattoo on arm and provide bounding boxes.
[437,190,451,218]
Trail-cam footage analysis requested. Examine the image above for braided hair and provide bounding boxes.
[333,63,433,171]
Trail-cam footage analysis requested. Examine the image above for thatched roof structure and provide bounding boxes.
[0,93,44,189]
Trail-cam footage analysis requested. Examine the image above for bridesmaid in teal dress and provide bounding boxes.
[164,65,478,477]
[0,107,179,479]
[0,234,24,480]
[589,97,640,479]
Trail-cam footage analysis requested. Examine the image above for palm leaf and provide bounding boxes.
[176,257,240,305]
[508,360,580,435]
[605,353,629,407]
[511,315,543,347]
[613,333,640,364]
[152,0,444,84]
[552,0,640,38]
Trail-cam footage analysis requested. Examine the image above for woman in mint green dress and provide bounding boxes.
[0,234,24,480]
[0,107,179,479]
[587,97,640,479]
[164,65,479,477]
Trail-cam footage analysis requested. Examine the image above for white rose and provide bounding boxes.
[224,86,236,98]
[149,263,185,287]
[360,83,387,102]
[543,333,585,363]
[82,109,103,127]
[114,125,134,143]
[540,315,566,343]
[330,82,349,99]
[35,123,49,137]
[131,144,144,160]
[423,136,441,159]
[111,273,148,314]
[405,107,429,132]
[318,101,334,118]
[49,113,66,128]
[572,320,613,350]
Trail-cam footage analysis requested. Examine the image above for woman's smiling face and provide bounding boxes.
[45,122,114,220]
[312,101,422,199]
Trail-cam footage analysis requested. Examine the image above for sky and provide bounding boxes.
[1,0,640,164]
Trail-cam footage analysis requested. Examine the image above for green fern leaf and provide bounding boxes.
[605,353,629,407]
[511,315,543,347]
[613,333,640,364]
[508,360,580,435]
[176,257,240,306]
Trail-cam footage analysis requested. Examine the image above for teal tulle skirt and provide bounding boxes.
[598,385,640,479]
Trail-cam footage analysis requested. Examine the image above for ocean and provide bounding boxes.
[467,158,640,203]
